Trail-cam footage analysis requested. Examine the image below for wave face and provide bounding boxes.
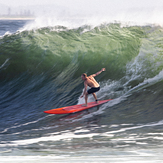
[1,24,163,79]
[0,20,163,161]
[0,24,142,79]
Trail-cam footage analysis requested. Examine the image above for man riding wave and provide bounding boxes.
[80,68,106,106]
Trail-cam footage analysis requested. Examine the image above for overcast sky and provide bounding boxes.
[1,0,163,9]
[0,0,162,16]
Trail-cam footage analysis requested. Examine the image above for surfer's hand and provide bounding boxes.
[101,68,106,71]
[80,95,84,98]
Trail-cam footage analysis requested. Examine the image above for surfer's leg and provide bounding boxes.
[92,93,98,103]
[85,93,88,106]
[82,92,88,107]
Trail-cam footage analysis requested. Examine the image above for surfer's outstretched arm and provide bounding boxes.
[80,82,88,98]
[92,68,106,77]
[80,82,88,106]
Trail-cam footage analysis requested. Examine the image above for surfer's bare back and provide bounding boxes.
[80,68,106,106]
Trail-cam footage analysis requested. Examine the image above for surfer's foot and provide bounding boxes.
[82,104,87,107]
[95,100,99,103]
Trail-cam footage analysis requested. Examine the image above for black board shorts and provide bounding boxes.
[87,87,100,94]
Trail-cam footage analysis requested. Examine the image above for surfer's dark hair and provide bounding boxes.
[82,73,87,77]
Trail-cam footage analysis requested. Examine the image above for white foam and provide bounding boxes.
[0,154,161,163]
[0,132,98,147]
[2,119,162,148]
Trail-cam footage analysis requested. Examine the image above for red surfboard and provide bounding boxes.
[44,99,112,114]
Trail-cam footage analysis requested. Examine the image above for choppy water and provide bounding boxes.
[0,19,163,163]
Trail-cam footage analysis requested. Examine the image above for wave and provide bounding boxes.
[1,10,163,159]
[1,23,163,144]
[1,23,163,108]
[1,23,163,80]
[1,119,163,148]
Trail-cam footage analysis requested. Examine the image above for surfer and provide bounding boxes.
[80,68,106,106]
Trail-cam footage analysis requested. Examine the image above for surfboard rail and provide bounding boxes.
[44,99,112,114]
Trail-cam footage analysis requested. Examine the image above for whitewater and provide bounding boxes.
[0,12,163,163]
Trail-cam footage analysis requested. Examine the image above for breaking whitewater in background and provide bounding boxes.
[0,5,163,163]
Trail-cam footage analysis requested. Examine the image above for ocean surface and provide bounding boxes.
[0,19,163,163]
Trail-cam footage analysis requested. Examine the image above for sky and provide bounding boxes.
[1,0,163,10]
